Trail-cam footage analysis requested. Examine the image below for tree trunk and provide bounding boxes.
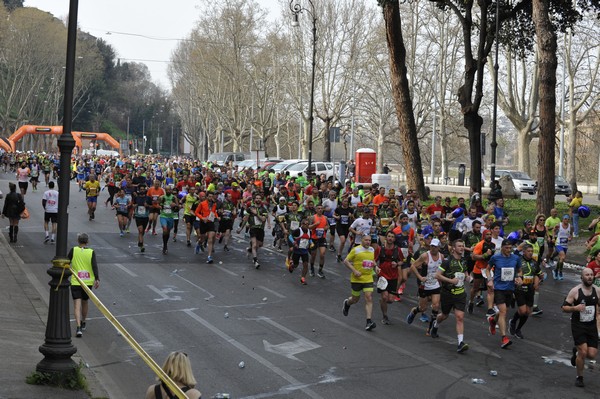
[381,1,426,199]
[517,128,532,175]
[464,110,483,192]
[533,0,557,216]
[323,118,332,162]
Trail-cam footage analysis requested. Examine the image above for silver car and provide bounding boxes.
[495,170,537,195]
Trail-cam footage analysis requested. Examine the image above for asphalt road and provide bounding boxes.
[5,174,600,399]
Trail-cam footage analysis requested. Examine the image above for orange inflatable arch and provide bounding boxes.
[6,125,120,154]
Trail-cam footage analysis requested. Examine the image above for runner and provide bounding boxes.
[159,185,179,254]
[470,228,496,314]
[29,158,40,192]
[113,188,131,237]
[487,239,523,349]
[237,194,269,269]
[288,219,312,285]
[42,181,58,244]
[272,197,288,252]
[342,234,377,331]
[309,204,329,278]
[132,184,152,252]
[376,232,402,325]
[509,243,542,339]
[429,239,469,353]
[84,174,100,221]
[552,214,573,280]
[562,268,599,388]
[16,161,30,196]
[408,238,443,335]
[322,190,338,252]
[68,233,99,338]
[182,186,200,247]
[334,198,353,262]
[147,180,165,235]
[282,201,303,269]
[195,191,219,264]
[218,191,237,252]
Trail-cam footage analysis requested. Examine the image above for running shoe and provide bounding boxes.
[317,270,325,279]
[342,299,350,316]
[475,297,485,307]
[486,308,496,317]
[126,228,130,233]
[207,256,214,264]
[76,327,82,338]
[329,245,336,252]
[199,242,205,252]
[277,247,283,252]
[120,231,124,237]
[300,277,307,285]
[457,341,469,353]
[558,272,564,280]
[163,248,168,254]
[467,301,474,314]
[254,260,260,269]
[173,236,177,242]
[50,239,55,244]
[406,308,417,324]
[365,321,376,331]
[81,321,86,331]
[552,269,558,280]
[488,315,496,335]
[336,255,343,263]
[430,325,439,338]
[382,316,391,325]
[187,240,191,247]
[140,246,145,253]
[309,267,315,277]
[195,243,201,254]
[575,376,584,388]
[501,336,512,349]
[509,319,516,336]
[152,230,157,236]
[44,236,50,243]
[514,330,524,339]
[420,313,430,323]
[224,245,230,252]
[532,306,543,316]
[571,347,577,367]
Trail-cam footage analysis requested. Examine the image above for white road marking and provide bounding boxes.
[257,285,286,298]
[147,285,183,302]
[170,270,215,300]
[259,316,321,361]
[307,308,504,398]
[112,263,137,277]
[183,309,324,399]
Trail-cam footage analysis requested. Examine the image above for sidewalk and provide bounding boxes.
[0,232,106,399]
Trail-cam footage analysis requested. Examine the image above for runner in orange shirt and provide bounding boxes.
[194,191,219,264]
[146,180,165,235]
[309,204,330,279]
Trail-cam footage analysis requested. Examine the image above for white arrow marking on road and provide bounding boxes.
[263,338,321,361]
[258,316,321,361]
[147,285,183,302]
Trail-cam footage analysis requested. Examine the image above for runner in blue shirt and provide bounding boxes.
[487,239,523,349]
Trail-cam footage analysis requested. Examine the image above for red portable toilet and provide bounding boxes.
[355,148,377,184]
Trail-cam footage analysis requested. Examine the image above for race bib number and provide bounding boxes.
[223,210,232,219]
[299,238,309,249]
[536,237,545,246]
[163,205,172,214]
[78,271,90,280]
[559,237,568,244]
[581,305,595,323]
[254,216,262,226]
[501,267,515,282]
[125,194,132,203]
[380,218,390,227]
[341,215,349,225]
[136,206,146,215]
[455,272,465,287]
[426,273,437,285]
[208,212,215,222]
[522,275,534,285]
[316,228,324,238]
[400,248,409,258]
[362,260,374,270]
[88,188,97,196]
[118,204,127,212]
[328,217,336,225]
[290,221,300,230]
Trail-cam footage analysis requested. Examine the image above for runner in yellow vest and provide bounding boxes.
[69,233,99,338]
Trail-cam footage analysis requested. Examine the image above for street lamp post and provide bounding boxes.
[290,0,316,180]
[37,0,79,377]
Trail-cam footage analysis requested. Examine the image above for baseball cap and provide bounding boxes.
[430,238,441,247]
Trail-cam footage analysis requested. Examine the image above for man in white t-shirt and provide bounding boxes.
[42,181,59,243]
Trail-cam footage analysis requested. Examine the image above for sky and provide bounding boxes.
[24,0,282,89]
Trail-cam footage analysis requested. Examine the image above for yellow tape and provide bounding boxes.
[71,271,187,399]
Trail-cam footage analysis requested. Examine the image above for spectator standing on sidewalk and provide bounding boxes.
[2,182,25,243]
[69,233,99,338]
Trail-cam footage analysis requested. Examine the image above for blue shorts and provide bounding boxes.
[160,216,174,229]
[77,174,85,180]
[556,245,568,254]
[87,197,98,203]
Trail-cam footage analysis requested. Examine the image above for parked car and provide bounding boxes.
[236,159,258,170]
[494,170,537,195]
[271,159,305,173]
[285,161,336,181]
[207,152,246,166]
[555,175,572,196]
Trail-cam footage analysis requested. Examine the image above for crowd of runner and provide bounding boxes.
[4,151,600,388]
